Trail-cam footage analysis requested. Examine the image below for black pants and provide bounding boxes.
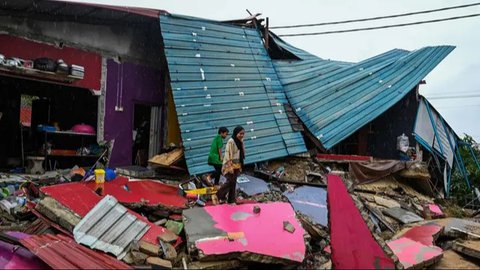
[210,163,222,185]
[217,169,239,203]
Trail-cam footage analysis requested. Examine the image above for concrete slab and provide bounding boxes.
[384,207,424,224]
[283,186,328,227]
[183,202,306,264]
[327,174,395,269]
[400,223,444,246]
[387,237,443,269]
[236,174,270,196]
[431,218,480,238]
[218,174,270,197]
[453,240,480,260]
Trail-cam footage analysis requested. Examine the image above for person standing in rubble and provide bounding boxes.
[207,127,229,185]
[217,126,245,204]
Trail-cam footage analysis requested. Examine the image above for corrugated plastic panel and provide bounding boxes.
[414,97,458,166]
[160,14,306,175]
[73,195,149,259]
[273,37,454,149]
[20,234,132,269]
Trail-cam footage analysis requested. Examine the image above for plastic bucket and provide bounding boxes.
[94,169,105,184]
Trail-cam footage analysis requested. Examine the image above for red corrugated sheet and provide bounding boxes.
[84,176,187,210]
[327,174,395,269]
[40,182,176,245]
[20,234,132,269]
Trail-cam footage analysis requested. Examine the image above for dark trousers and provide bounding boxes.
[217,169,239,203]
[210,164,222,185]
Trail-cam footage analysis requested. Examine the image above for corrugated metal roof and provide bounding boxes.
[272,36,454,149]
[73,195,149,259]
[20,234,132,269]
[160,14,306,175]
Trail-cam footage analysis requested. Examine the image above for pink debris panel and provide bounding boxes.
[400,224,443,246]
[186,202,306,263]
[40,182,174,245]
[387,237,443,269]
[428,204,444,218]
[327,174,395,269]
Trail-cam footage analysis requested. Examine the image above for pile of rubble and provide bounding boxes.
[0,155,479,269]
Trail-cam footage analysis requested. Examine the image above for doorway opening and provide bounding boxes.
[133,104,151,166]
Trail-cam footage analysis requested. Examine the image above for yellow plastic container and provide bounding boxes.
[94,169,105,184]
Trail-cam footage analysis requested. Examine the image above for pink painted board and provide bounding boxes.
[400,224,443,246]
[40,182,174,245]
[190,202,306,263]
[327,174,395,269]
[428,204,444,217]
[387,237,443,269]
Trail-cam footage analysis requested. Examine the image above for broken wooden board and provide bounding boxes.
[384,207,424,224]
[148,148,183,167]
[387,237,443,269]
[183,202,306,264]
[283,185,328,227]
[374,196,401,208]
[453,240,480,260]
[327,174,395,269]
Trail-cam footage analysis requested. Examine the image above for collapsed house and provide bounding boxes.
[0,0,477,196]
[1,1,480,269]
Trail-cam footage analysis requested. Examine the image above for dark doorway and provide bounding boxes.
[133,104,151,166]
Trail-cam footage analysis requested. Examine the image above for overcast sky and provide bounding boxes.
[69,0,480,141]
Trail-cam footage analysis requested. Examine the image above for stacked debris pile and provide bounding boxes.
[0,156,480,269]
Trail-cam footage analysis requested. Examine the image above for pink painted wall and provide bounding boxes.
[195,202,306,262]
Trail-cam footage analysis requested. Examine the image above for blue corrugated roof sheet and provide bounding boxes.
[160,14,307,175]
[272,35,454,149]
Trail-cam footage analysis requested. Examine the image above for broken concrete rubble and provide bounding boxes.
[139,240,161,257]
[35,196,81,231]
[1,156,479,269]
[146,256,173,269]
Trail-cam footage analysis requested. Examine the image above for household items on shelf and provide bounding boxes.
[0,53,85,79]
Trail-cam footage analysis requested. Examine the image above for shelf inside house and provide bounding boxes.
[0,65,83,84]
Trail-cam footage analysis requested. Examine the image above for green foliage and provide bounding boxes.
[450,134,480,203]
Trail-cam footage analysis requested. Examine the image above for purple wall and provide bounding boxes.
[105,60,163,167]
